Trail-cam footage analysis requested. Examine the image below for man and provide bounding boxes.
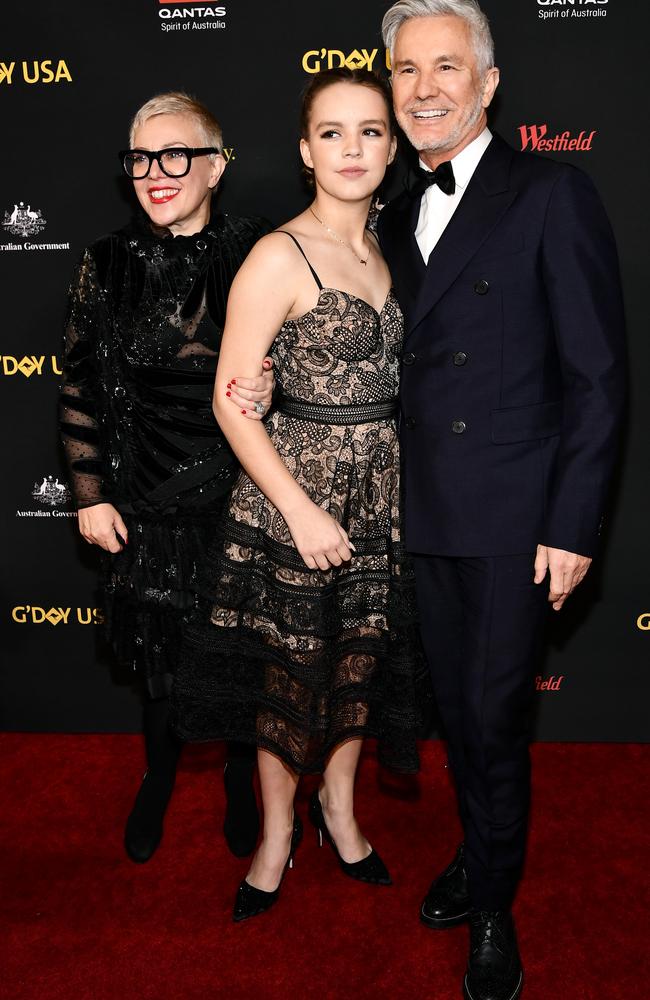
[377,2,626,999]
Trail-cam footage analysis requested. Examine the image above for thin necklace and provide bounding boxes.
[309,206,370,266]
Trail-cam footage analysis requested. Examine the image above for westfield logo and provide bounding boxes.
[518,124,596,153]
[535,675,565,691]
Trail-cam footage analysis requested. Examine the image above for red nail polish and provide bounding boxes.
[241,409,246,414]
[226,391,231,396]
[227,383,231,388]
[231,379,237,385]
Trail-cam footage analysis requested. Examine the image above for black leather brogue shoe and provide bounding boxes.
[420,842,470,928]
[463,910,523,1000]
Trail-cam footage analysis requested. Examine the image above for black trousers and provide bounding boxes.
[413,553,548,910]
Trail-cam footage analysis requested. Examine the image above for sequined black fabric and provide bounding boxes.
[60,211,269,696]
[172,288,430,774]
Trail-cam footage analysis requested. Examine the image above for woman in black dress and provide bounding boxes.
[173,69,427,920]
[60,92,274,863]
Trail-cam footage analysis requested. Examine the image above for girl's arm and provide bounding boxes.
[214,235,352,571]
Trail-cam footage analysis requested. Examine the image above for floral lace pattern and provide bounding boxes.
[172,288,429,773]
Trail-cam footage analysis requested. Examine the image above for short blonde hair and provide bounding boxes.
[128,91,223,152]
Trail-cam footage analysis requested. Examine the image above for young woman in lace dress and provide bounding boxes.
[172,69,428,920]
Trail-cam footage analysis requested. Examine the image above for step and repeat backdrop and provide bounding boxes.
[1,0,648,738]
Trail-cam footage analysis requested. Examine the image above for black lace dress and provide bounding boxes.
[60,211,268,698]
[172,238,428,773]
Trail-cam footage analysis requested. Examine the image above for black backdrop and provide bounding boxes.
[1,0,648,740]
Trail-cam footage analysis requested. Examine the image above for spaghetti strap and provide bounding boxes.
[276,231,323,290]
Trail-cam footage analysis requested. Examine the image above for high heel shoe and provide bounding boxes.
[232,814,303,923]
[308,788,391,885]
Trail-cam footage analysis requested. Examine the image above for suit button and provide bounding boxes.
[405,417,417,429]
[451,420,466,434]
[452,351,468,366]
[403,352,417,366]
[474,279,489,295]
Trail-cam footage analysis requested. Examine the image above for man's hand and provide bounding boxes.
[78,503,128,553]
[534,544,592,611]
[224,357,275,420]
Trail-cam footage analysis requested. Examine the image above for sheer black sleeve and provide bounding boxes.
[59,247,112,510]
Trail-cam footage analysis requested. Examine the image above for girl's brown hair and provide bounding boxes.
[300,68,396,185]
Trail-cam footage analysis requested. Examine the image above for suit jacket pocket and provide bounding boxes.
[491,400,563,444]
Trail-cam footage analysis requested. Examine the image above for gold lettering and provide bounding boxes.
[22,60,39,84]
[637,613,650,631]
[302,49,323,74]
[54,59,72,83]
[327,49,346,70]
[0,61,15,84]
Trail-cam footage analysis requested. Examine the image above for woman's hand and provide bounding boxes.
[225,357,275,420]
[77,503,128,553]
[285,501,354,571]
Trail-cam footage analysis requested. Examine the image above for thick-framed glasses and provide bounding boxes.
[118,147,220,179]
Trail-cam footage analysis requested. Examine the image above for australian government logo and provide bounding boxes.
[537,0,608,20]
[16,476,76,519]
[1,201,70,253]
[157,1,227,33]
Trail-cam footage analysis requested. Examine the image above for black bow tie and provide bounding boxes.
[409,160,456,198]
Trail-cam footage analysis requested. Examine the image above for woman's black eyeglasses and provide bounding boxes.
[119,147,220,179]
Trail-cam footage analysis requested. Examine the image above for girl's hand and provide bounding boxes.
[225,357,275,420]
[285,501,355,571]
[77,503,128,553]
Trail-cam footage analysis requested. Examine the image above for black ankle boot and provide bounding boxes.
[124,697,181,864]
[223,742,259,858]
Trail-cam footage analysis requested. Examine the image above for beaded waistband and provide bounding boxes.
[277,395,397,425]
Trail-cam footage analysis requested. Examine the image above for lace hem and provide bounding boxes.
[171,520,430,774]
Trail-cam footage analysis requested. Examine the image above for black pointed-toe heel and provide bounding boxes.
[308,789,391,885]
[232,814,303,923]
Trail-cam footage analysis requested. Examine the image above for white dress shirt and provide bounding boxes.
[415,127,493,264]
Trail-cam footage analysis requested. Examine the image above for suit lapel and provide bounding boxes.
[407,134,518,339]
[380,191,425,305]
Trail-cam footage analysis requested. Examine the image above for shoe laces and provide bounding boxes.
[470,911,510,958]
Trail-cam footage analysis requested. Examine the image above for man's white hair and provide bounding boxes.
[382,0,495,78]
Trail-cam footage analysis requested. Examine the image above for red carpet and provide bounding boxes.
[1,736,648,1000]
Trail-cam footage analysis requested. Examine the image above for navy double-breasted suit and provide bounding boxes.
[378,133,626,909]
[378,133,626,560]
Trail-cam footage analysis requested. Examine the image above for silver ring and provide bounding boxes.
[254,401,266,416]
